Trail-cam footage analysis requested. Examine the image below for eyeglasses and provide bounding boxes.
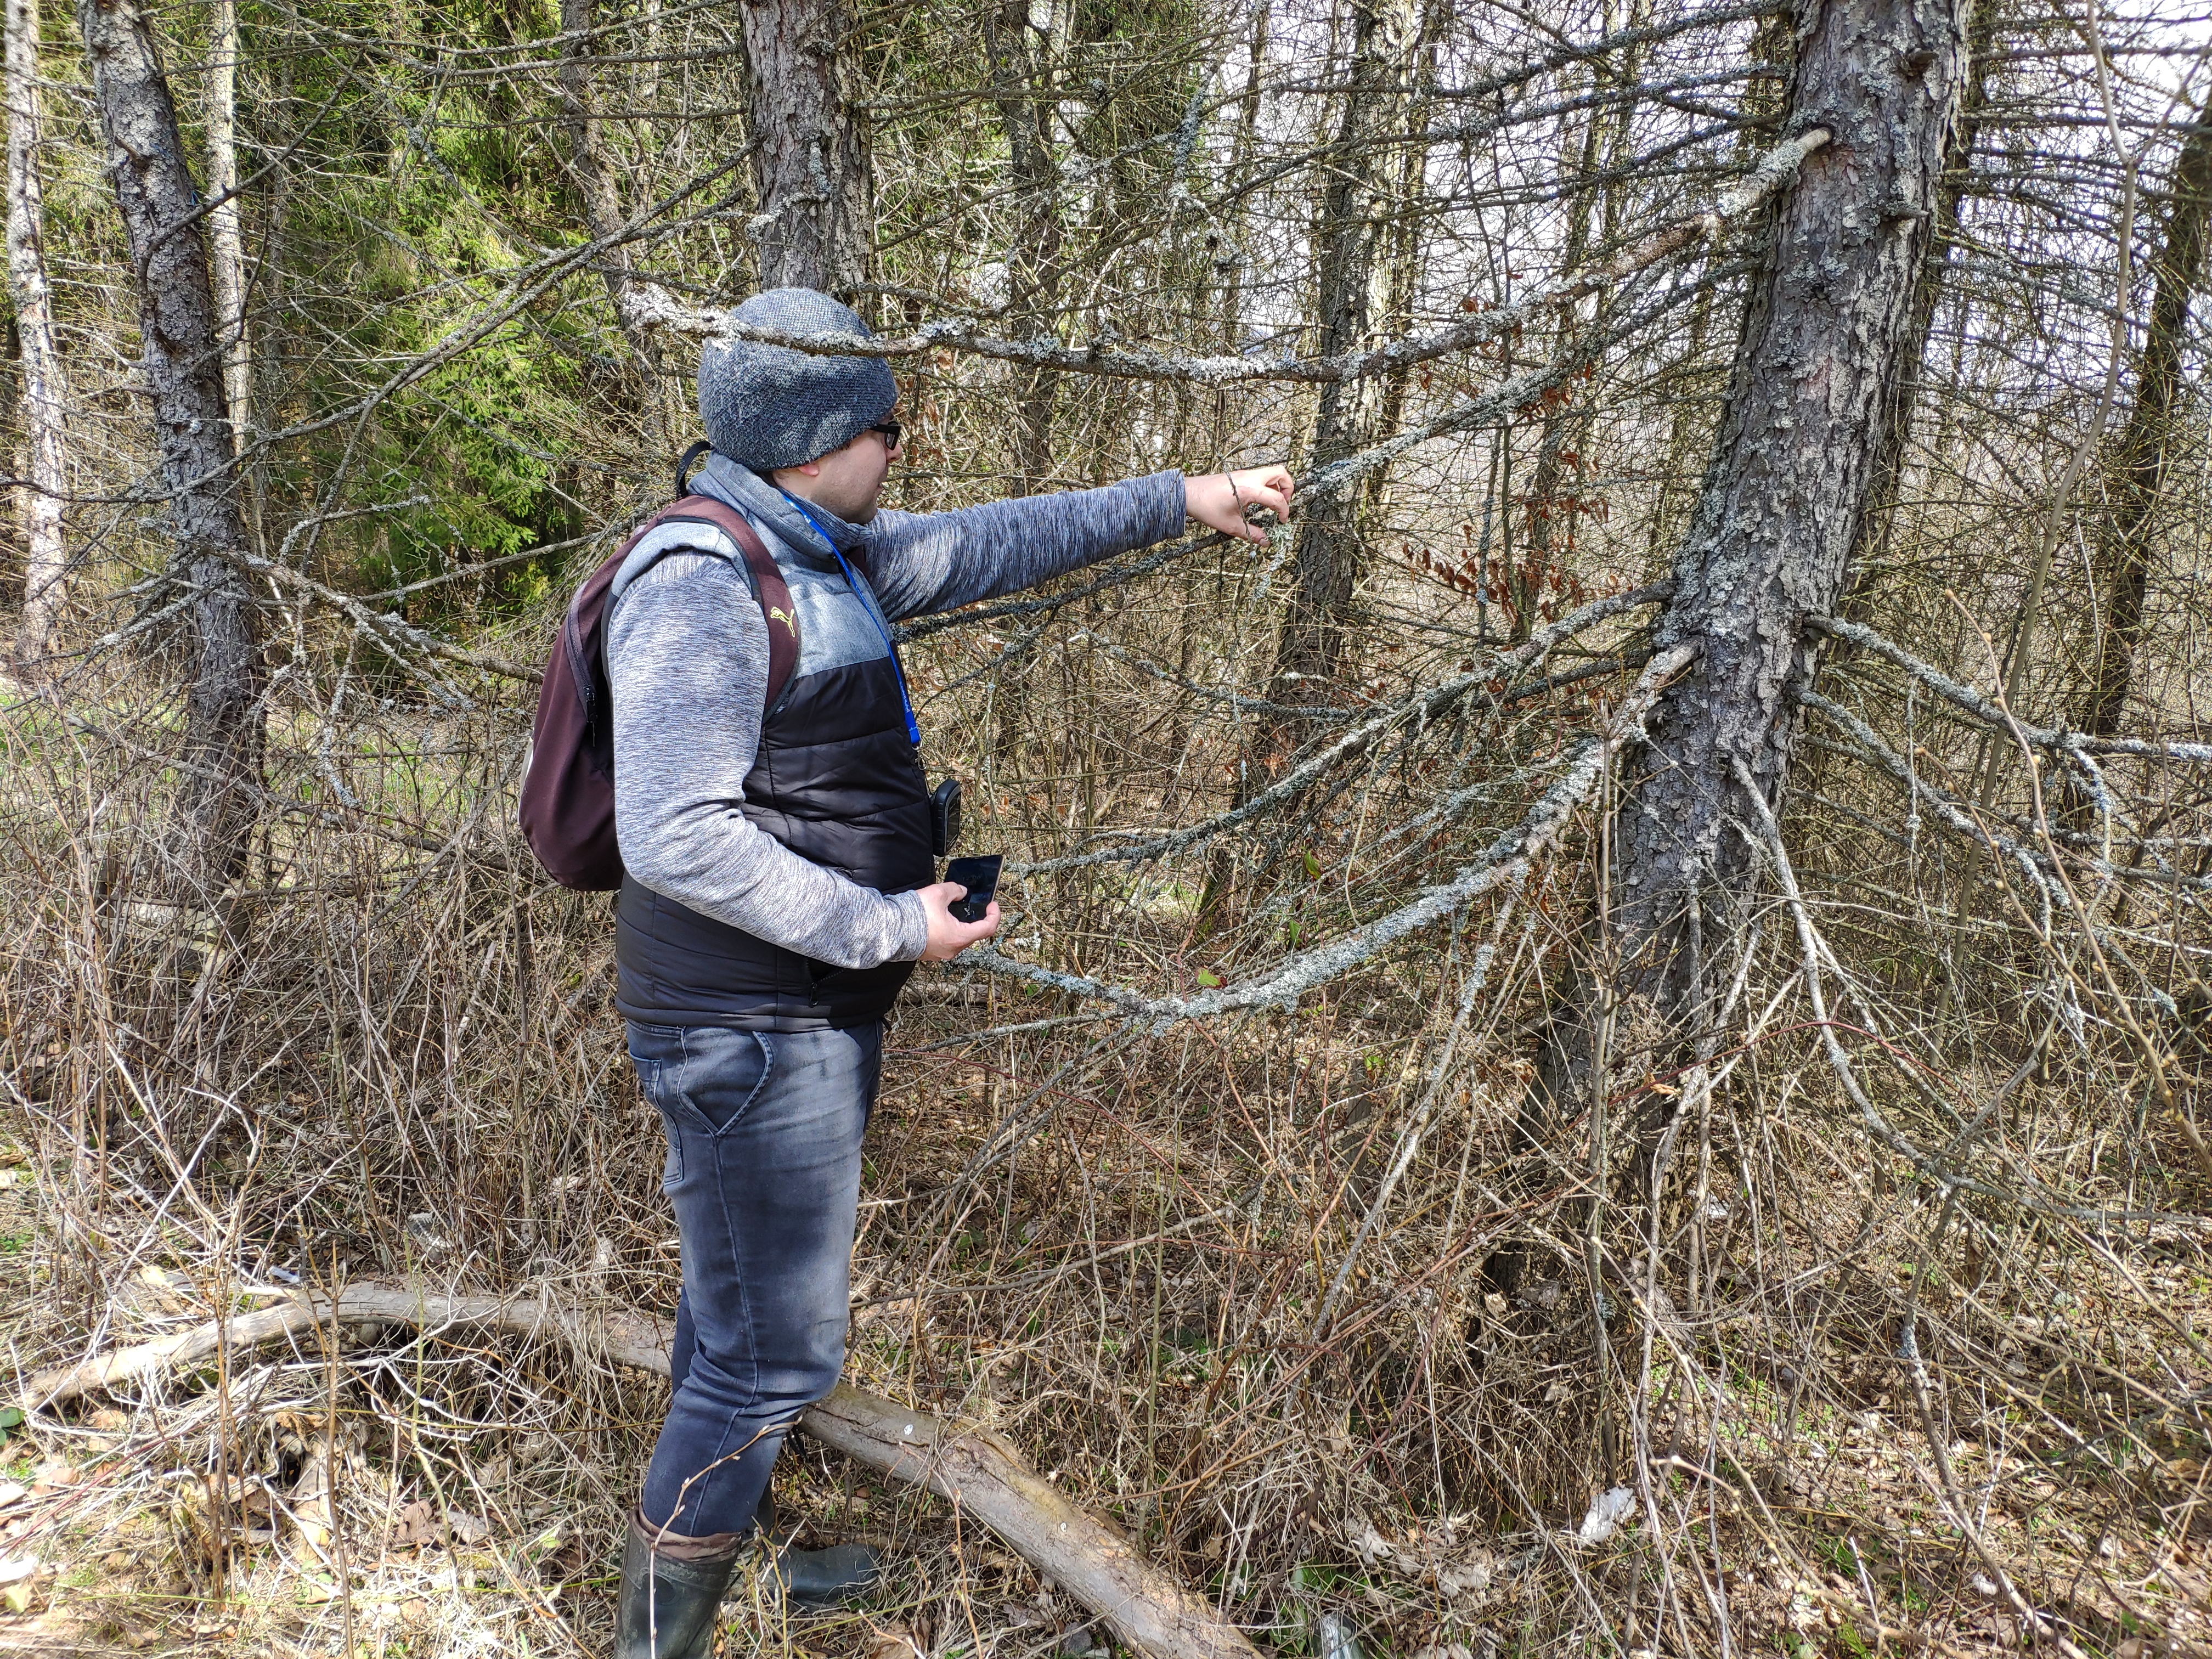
[870,421,903,452]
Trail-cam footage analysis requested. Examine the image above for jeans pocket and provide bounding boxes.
[658,1109,684,1192]
[676,1029,775,1135]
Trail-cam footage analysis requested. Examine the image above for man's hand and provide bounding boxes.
[1186,466,1294,545]
[917,882,1001,962]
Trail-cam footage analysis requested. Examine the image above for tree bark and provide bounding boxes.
[984,0,1065,494]
[2073,89,2212,739]
[738,0,871,300]
[558,0,670,440]
[77,0,264,901]
[1578,0,1970,1075]
[7,0,69,678]
[1840,0,1998,604]
[204,0,249,462]
[1269,0,1413,697]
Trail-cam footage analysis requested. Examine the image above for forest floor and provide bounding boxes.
[3,1001,2208,1659]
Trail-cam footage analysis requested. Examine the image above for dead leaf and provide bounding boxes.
[864,1620,923,1659]
[1346,1512,1394,1566]
[292,1449,333,1552]
[447,1510,489,1545]
[1437,1556,1492,1600]
[388,1498,438,1548]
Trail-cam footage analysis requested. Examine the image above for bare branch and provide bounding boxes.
[618,130,1826,387]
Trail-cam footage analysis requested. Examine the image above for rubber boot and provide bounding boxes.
[615,1508,743,1659]
[764,1540,881,1607]
[754,1487,881,1607]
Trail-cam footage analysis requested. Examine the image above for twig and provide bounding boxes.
[618,131,1825,390]
[21,1280,1261,1659]
[971,645,1695,1020]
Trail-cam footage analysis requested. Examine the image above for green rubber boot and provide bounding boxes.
[753,1488,881,1607]
[764,1540,882,1607]
[614,1509,742,1659]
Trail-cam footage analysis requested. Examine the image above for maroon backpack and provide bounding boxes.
[520,494,798,890]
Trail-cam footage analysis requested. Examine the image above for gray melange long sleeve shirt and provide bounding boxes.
[607,456,1187,970]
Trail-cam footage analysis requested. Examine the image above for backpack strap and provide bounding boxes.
[607,494,800,712]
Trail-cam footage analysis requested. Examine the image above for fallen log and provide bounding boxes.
[23,1281,675,1404]
[21,1281,1259,1659]
[800,1386,1256,1659]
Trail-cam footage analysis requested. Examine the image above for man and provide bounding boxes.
[606,286,1293,1658]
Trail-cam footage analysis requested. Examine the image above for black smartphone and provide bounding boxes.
[943,855,1002,924]
[930,777,962,857]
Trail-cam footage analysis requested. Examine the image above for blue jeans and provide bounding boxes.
[627,1019,880,1538]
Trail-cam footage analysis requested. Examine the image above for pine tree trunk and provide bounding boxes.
[2073,91,2212,739]
[77,0,264,901]
[559,0,669,439]
[1841,0,1998,602]
[7,0,69,678]
[738,0,871,300]
[984,0,1064,494]
[1269,0,1412,697]
[1562,0,1971,1088]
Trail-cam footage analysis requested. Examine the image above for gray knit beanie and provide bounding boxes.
[697,288,898,473]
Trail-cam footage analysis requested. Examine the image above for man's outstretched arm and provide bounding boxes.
[859,466,1294,622]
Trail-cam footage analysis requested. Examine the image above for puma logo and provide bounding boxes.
[769,606,797,637]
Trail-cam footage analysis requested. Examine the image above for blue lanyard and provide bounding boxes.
[777,492,922,747]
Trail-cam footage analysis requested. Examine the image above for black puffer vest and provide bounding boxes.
[613,511,931,1031]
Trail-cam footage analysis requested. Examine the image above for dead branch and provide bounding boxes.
[618,129,1825,387]
[973,642,1696,1019]
[800,1387,1261,1659]
[1810,613,2212,761]
[21,1282,1259,1659]
[22,1280,675,1407]
[1011,581,1671,877]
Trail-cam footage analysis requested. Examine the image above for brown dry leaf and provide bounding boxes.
[291,1452,333,1551]
[447,1509,489,1544]
[863,1620,923,1659]
[388,1498,439,1548]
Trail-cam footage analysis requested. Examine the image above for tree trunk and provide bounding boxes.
[1362,0,1446,525]
[1841,0,1997,603]
[1511,88,1613,643]
[558,0,669,440]
[1197,0,1409,923]
[1269,0,1412,697]
[737,0,871,300]
[984,0,1065,494]
[1571,0,1970,1080]
[1214,2,1269,356]
[7,0,69,678]
[77,0,264,901]
[204,0,248,456]
[2073,89,2212,739]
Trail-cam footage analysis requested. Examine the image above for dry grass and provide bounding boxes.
[4,555,2210,1659]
